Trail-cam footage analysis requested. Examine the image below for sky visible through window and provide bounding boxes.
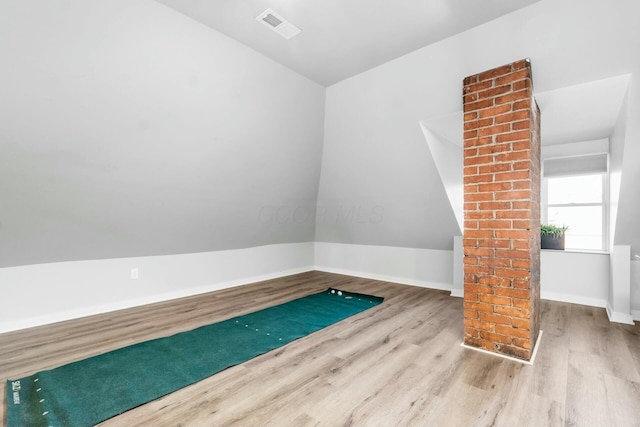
[547,174,604,251]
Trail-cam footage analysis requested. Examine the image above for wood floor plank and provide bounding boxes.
[1,271,639,426]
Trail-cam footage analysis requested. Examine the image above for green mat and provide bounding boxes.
[6,288,383,427]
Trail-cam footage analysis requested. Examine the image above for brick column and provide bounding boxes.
[462,59,541,361]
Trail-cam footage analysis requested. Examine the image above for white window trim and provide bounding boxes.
[541,169,609,253]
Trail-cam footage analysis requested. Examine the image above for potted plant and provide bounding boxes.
[541,224,568,250]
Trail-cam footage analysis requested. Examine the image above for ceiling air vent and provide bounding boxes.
[256,8,301,40]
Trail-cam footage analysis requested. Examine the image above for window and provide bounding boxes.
[542,154,608,251]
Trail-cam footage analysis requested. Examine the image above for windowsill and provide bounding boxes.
[541,249,610,255]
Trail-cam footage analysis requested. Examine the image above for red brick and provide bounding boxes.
[463,301,493,313]
[464,256,479,265]
[464,155,494,166]
[495,305,530,318]
[476,85,512,100]
[496,210,531,219]
[479,312,513,325]
[495,110,531,124]
[511,201,532,210]
[464,98,494,112]
[512,259,532,269]
[513,99,530,111]
[464,79,493,93]
[479,163,511,174]
[495,268,530,279]
[466,211,495,220]
[478,294,512,306]
[512,338,532,350]
[464,117,494,131]
[495,325,531,339]
[479,331,513,345]
[496,130,531,143]
[494,229,530,239]
[479,104,512,119]
[465,266,494,275]
[479,201,511,210]
[494,191,531,201]
[512,80,529,91]
[465,111,479,121]
[464,318,492,331]
[478,276,512,286]
[464,174,494,184]
[512,120,531,131]
[478,219,512,229]
[463,75,479,85]
[464,309,479,319]
[495,69,531,86]
[464,247,495,257]
[495,288,531,299]
[513,279,532,289]
[465,136,494,148]
[478,124,511,137]
[512,60,529,70]
[477,64,513,82]
[478,257,511,268]
[464,166,479,175]
[513,181,531,190]
[465,284,493,294]
[478,144,513,156]
[466,192,494,202]
[496,151,530,162]
[495,171,527,182]
[478,182,512,192]
[495,249,530,259]
[465,229,494,239]
[495,89,531,105]
[477,239,511,248]
[513,299,532,309]
[500,345,531,360]
[511,317,531,330]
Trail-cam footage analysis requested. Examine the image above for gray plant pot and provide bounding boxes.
[541,234,565,250]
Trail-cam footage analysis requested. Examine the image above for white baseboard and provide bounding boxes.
[606,302,635,325]
[0,243,314,333]
[540,291,607,309]
[450,289,464,298]
[315,266,452,292]
[632,310,640,322]
[314,242,453,292]
[461,330,543,365]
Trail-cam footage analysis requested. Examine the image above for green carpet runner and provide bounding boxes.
[6,288,383,427]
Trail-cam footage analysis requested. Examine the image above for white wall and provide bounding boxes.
[0,0,325,268]
[2,242,629,333]
[0,243,314,333]
[631,260,640,320]
[314,242,453,291]
[540,251,609,308]
[316,0,640,256]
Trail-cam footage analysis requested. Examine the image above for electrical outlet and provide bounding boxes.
[131,268,139,280]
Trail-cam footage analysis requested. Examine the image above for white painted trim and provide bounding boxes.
[314,266,452,292]
[450,289,464,298]
[606,302,635,325]
[460,330,543,365]
[541,291,607,309]
[0,243,315,333]
[632,310,640,322]
[0,266,314,334]
[313,242,454,292]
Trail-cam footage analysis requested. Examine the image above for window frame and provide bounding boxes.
[541,162,610,253]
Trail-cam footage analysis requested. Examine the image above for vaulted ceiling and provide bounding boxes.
[155,0,541,86]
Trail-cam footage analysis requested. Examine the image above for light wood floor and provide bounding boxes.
[1,271,639,426]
